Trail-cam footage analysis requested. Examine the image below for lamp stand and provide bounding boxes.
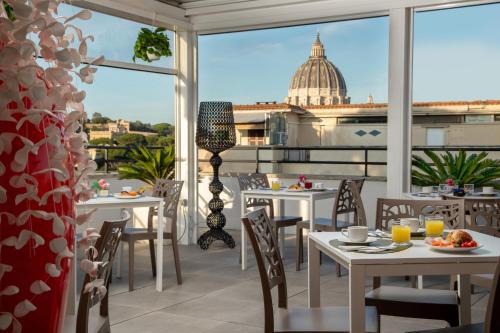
[197,153,236,250]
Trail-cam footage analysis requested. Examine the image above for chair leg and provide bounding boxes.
[296,226,302,271]
[172,238,182,285]
[149,239,156,277]
[128,241,134,292]
[335,263,341,277]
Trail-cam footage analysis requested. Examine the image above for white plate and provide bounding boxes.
[428,244,483,253]
[113,194,141,199]
[336,236,378,245]
[286,188,304,192]
[474,192,497,197]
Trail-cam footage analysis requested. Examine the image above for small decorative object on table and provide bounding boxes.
[91,179,110,197]
[196,102,237,250]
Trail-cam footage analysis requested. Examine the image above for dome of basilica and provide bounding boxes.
[286,33,350,106]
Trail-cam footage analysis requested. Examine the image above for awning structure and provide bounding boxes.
[233,112,266,124]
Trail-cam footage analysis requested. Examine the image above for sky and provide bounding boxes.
[59,3,500,125]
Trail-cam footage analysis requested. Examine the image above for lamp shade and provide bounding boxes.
[196,102,236,154]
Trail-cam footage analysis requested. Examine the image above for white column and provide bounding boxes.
[176,30,198,245]
[387,7,413,198]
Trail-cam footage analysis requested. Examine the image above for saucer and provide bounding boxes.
[337,236,377,245]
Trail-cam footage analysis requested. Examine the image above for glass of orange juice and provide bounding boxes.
[425,215,444,238]
[271,180,281,191]
[391,221,411,245]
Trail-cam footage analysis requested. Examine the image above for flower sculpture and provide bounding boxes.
[0,1,102,332]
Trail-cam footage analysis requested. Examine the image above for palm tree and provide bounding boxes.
[412,150,500,189]
[118,145,175,185]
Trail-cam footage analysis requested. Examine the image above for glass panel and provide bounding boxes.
[411,3,500,191]
[199,16,389,178]
[59,3,175,68]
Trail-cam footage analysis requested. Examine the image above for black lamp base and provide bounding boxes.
[197,228,236,250]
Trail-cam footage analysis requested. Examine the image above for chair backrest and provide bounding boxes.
[484,258,500,333]
[464,199,500,237]
[376,198,465,231]
[242,208,287,333]
[77,211,130,333]
[332,178,366,228]
[238,174,275,217]
[148,179,184,234]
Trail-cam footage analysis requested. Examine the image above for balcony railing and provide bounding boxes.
[88,144,500,178]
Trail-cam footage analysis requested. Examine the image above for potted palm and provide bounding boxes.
[412,150,500,191]
[133,27,172,62]
[118,146,175,185]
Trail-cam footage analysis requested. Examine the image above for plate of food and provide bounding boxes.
[114,191,142,199]
[287,184,304,192]
[426,230,482,252]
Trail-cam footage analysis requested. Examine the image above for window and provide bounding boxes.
[465,115,494,123]
[337,116,387,124]
[59,4,177,172]
[248,130,266,146]
[426,128,445,145]
[199,16,389,177]
[412,3,500,189]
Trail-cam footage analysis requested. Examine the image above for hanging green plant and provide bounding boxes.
[133,27,172,62]
[3,0,15,21]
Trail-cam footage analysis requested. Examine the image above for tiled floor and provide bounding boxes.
[85,230,489,333]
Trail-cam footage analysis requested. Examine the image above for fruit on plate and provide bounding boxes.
[288,184,303,190]
[430,230,477,248]
[120,191,138,196]
[446,230,473,244]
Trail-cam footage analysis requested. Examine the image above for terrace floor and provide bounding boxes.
[84,230,489,333]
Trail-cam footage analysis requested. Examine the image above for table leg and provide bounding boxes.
[116,242,123,278]
[308,238,321,307]
[349,264,366,333]
[308,198,315,230]
[278,199,285,259]
[156,201,165,292]
[241,193,247,270]
[458,274,471,325]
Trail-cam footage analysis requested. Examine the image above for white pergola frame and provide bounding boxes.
[73,0,498,244]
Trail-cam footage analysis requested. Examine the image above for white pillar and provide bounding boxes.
[176,30,198,245]
[387,7,413,198]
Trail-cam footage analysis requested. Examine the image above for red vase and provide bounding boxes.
[0,109,75,332]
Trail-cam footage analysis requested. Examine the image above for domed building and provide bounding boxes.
[286,33,350,106]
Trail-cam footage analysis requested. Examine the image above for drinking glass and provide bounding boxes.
[391,221,411,245]
[271,180,281,191]
[464,184,474,194]
[438,184,448,194]
[431,185,439,193]
[425,215,444,238]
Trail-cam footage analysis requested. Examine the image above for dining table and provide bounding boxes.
[307,230,500,333]
[67,195,165,315]
[240,187,337,270]
[403,191,500,200]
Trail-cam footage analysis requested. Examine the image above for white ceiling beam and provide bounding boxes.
[189,0,487,34]
[71,0,193,31]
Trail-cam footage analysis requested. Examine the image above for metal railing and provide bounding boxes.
[86,145,164,173]
[90,144,500,176]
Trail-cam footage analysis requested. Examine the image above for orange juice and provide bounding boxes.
[392,225,411,244]
[425,220,444,237]
[271,181,281,191]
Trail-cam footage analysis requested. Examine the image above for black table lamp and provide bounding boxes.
[196,101,236,250]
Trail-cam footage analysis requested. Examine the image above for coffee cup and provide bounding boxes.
[314,183,323,189]
[122,186,132,192]
[341,226,368,242]
[400,218,420,232]
[483,186,494,194]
